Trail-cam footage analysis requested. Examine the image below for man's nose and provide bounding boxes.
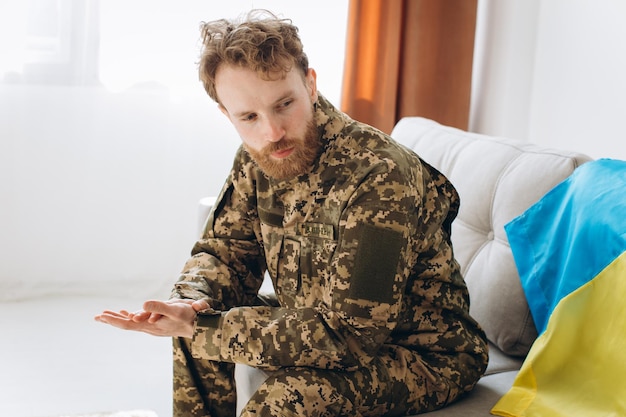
[262,117,285,142]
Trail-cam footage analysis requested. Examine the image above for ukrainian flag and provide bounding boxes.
[492,159,626,416]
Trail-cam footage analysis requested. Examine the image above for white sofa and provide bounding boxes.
[199,117,592,416]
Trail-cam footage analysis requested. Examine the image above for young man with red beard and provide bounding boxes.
[96,10,488,417]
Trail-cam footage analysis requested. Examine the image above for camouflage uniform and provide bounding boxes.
[171,95,489,417]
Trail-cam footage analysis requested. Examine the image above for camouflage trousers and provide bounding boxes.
[172,337,484,417]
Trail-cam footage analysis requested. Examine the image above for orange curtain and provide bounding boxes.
[341,0,478,133]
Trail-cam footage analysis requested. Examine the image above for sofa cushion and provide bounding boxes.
[390,117,592,357]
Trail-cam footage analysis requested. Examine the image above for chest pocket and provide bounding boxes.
[279,235,338,307]
[296,235,338,306]
[261,220,338,308]
[277,237,301,301]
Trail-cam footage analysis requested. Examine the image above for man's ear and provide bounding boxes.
[306,68,318,102]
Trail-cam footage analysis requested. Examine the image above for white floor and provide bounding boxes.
[0,295,173,417]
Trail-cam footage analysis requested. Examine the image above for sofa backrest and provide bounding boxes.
[391,117,592,357]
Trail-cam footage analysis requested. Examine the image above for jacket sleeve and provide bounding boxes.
[189,161,428,371]
[171,168,267,311]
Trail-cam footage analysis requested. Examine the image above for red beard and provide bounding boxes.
[244,119,320,180]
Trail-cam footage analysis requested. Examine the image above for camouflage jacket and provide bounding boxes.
[173,95,488,372]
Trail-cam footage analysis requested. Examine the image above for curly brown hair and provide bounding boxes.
[198,9,309,103]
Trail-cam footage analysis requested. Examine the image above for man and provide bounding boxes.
[96,10,488,417]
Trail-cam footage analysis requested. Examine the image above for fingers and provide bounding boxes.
[143,300,172,316]
[95,308,169,335]
[101,309,130,318]
[131,310,155,322]
[94,312,139,330]
[191,299,210,312]
[143,299,205,317]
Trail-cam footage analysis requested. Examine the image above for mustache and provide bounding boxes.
[263,139,297,155]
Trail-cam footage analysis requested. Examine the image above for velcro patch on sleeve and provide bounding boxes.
[349,225,404,304]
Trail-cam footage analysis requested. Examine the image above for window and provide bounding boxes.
[0,0,99,85]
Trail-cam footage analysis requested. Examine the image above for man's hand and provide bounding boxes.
[94,299,209,339]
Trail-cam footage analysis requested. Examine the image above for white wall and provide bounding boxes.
[6,0,626,301]
[470,0,541,142]
[471,0,626,161]
[0,1,348,301]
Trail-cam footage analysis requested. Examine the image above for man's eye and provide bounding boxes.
[243,114,257,122]
[280,100,292,109]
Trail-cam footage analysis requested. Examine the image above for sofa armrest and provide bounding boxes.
[198,196,216,238]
